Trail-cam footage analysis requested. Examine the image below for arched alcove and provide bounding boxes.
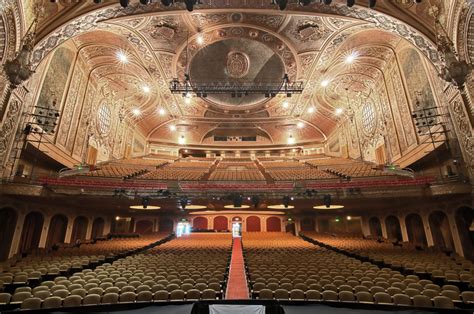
[369,217,383,238]
[193,217,208,230]
[91,217,105,238]
[300,218,315,232]
[455,207,474,260]
[405,213,427,246]
[266,217,281,232]
[429,211,454,251]
[0,208,17,261]
[71,216,88,242]
[159,218,174,233]
[246,216,261,232]
[135,220,154,235]
[19,211,44,254]
[214,216,228,231]
[385,215,402,241]
[46,214,68,247]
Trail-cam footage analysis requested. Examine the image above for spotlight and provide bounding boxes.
[180,197,188,209]
[322,0,332,4]
[282,195,291,208]
[277,0,288,10]
[282,101,289,109]
[321,79,330,87]
[323,194,331,208]
[307,107,315,113]
[142,85,151,93]
[335,108,344,115]
[161,0,172,5]
[142,196,150,209]
[368,0,376,8]
[184,0,195,11]
[297,121,304,128]
[158,108,166,116]
[169,125,177,131]
[347,0,355,7]
[116,50,128,63]
[132,108,141,116]
[196,34,204,45]
[139,0,151,4]
[119,0,129,8]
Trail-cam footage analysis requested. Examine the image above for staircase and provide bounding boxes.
[254,160,275,184]
[201,159,220,181]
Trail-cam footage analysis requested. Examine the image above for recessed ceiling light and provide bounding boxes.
[297,121,304,128]
[287,135,295,145]
[116,50,128,63]
[196,34,204,45]
[169,125,177,131]
[345,52,358,64]
[158,108,166,116]
[132,108,141,116]
[185,97,191,104]
[307,107,315,114]
[335,108,344,115]
[347,216,352,220]
[178,135,186,145]
[282,101,289,109]
[142,85,151,93]
[321,79,330,87]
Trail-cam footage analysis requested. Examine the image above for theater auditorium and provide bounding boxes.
[0,0,473,313]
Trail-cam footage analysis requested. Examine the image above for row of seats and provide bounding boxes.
[242,233,473,309]
[139,169,207,181]
[209,170,265,181]
[303,233,474,287]
[265,168,338,181]
[0,235,167,290]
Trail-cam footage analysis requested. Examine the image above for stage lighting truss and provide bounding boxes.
[26,105,61,135]
[411,106,449,145]
[169,74,304,98]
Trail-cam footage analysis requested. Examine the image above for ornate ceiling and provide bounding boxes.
[21,0,458,147]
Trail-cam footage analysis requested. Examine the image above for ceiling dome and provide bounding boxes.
[189,38,285,108]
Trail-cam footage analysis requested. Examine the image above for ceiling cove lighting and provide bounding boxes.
[287,135,295,145]
[178,135,186,145]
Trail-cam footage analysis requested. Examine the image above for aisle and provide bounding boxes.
[225,237,249,299]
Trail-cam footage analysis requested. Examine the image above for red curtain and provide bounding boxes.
[214,216,228,231]
[267,217,281,232]
[193,217,208,230]
[246,216,261,232]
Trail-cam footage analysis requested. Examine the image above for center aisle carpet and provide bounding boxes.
[225,238,249,299]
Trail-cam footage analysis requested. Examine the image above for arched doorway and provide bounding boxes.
[214,216,228,231]
[46,214,68,247]
[0,208,17,261]
[135,220,153,235]
[369,217,382,238]
[266,217,281,232]
[246,216,261,232]
[71,216,88,242]
[193,217,208,230]
[159,218,174,233]
[19,212,44,254]
[300,218,315,232]
[91,217,105,238]
[429,211,454,251]
[455,207,474,260]
[405,213,427,246]
[385,215,402,241]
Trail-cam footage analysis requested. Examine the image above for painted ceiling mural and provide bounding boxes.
[21,0,457,148]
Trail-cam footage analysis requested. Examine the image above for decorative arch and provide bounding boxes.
[455,207,474,260]
[135,220,154,235]
[385,215,402,241]
[429,211,455,251]
[71,216,88,242]
[46,214,68,247]
[19,211,44,254]
[0,208,17,261]
[405,213,427,246]
[369,217,383,238]
[159,218,174,233]
[266,216,281,232]
[193,216,208,230]
[300,217,315,232]
[213,216,228,231]
[246,216,261,232]
[91,217,105,238]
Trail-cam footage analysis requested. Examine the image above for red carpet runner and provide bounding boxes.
[225,237,249,299]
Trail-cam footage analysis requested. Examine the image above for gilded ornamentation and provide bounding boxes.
[226,51,250,79]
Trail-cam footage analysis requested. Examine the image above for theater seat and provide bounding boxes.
[433,296,455,309]
[21,297,42,310]
[393,294,411,306]
[63,295,82,307]
[413,295,432,307]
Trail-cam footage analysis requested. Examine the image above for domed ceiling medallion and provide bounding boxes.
[226,51,250,78]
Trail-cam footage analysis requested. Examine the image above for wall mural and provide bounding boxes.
[35,47,74,115]
[73,84,96,161]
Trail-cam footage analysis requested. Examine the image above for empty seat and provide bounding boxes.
[42,296,62,309]
[412,295,433,307]
[274,289,289,300]
[339,291,355,302]
[322,290,338,301]
[83,294,101,306]
[21,297,42,310]
[393,294,411,306]
[153,290,169,301]
[101,292,119,304]
[119,291,136,303]
[63,295,82,307]
[461,291,474,303]
[433,296,455,309]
